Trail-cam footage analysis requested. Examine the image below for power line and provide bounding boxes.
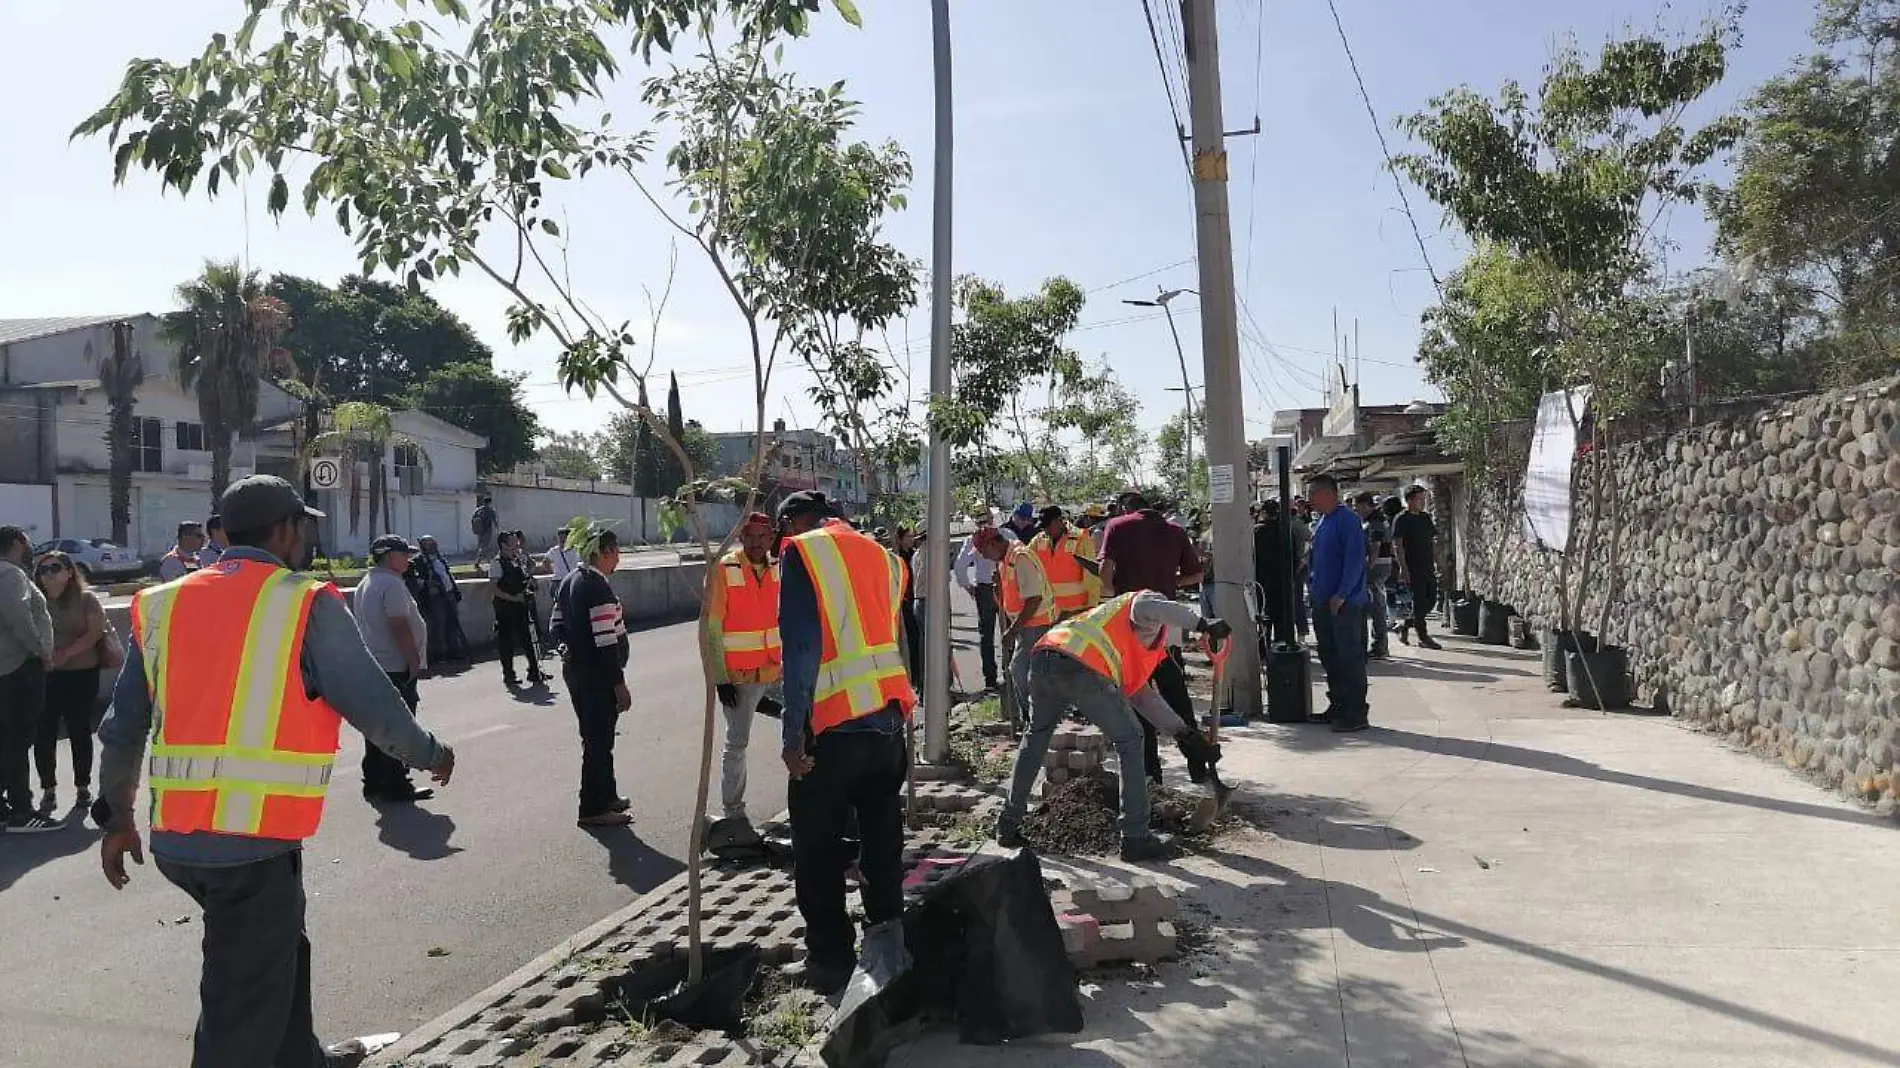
[1139,0,1193,173]
[1084,257,1198,295]
[1241,0,1266,299]
[1322,0,1443,295]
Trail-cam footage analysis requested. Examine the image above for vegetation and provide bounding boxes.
[161,260,294,502]
[309,401,429,538]
[101,321,144,546]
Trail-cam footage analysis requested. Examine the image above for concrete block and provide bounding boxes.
[1097,919,1177,964]
[1046,765,1070,785]
[1071,876,1179,923]
[1051,726,1079,751]
[1057,911,1102,966]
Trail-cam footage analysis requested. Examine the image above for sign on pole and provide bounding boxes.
[310,456,343,490]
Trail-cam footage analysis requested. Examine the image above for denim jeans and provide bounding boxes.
[1006,623,1050,726]
[1313,602,1369,726]
[1366,561,1393,656]
[973,584,999,686]
[1003,650,1152,841]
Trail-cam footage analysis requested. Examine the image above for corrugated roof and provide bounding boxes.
[0,315,143,346]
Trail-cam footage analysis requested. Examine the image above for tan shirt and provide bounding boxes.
[48,590,106,671]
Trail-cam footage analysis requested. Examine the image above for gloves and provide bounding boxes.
[716,683,738,708]
[1201,617,1233,642]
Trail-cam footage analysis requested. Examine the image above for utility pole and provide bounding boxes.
[1182,0,1262,717]
[923,0,954,763]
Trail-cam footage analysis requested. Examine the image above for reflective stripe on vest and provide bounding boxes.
[790,521,914,733]
[718,552,782,678]
[998,545,1056,627]
[1035,592,1168,695]
[133,560,343,840]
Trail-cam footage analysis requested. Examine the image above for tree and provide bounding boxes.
[660,372,687,493]
[162,260,294,503]
[1713,0,1900,384]
[537,430,606,481]
[1045,363,1147,501]
[310,401,427,539]
[102,321,144,546]
[79,0,864,990]
[602,410,717,492]
[404,361,541,473]
[1154,408,1208,507]
[1396,19,1743,638]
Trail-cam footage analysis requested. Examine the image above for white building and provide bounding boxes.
[0,315,486,560]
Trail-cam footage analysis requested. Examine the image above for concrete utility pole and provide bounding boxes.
[923,0,954,762]
[1182,0,1263,717]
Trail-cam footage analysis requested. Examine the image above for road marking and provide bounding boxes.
[456,724,518,742]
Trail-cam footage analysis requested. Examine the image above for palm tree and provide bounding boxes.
[101,321,145,546]
[161,260,293,503]
[309,402,430,537]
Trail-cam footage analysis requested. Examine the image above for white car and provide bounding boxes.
[31,538,144,580]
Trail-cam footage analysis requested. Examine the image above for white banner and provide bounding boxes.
[1523,387,1591,552]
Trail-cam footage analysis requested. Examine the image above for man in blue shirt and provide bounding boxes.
[1306,474,1371,732]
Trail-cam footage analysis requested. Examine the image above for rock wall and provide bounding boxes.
[1461,375,1900,816]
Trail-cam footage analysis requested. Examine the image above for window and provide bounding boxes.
[174,421,206,452]
[130,417,163,473]
[393,443,425,493]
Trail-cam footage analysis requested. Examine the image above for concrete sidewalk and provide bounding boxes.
[892,634,1900,1068]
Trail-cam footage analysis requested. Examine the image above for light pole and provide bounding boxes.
[923,0,954,763]
[1125,287,1200,483]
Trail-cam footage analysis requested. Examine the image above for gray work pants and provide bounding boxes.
[1004,623,1050,726]
[720,682,775,820]
[1003,650,1151,841]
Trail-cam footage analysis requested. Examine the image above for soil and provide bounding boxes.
[1020,774,1222,857]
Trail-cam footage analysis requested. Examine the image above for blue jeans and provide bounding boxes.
[1313,602,1369,726]
[1007,623,1050,725]
[1003,650,1152,841]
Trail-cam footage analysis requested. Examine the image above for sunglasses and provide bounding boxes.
[36,562,69,576]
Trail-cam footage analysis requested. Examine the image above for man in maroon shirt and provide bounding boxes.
[1097,490,1212,786]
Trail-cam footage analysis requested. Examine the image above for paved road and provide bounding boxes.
[0,618,789,1068]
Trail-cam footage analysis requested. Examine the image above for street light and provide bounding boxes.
[1124,287,1200,488]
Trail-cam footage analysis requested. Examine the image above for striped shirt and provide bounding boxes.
[551,565,628,686]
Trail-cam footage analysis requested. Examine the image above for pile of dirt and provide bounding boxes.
[1020,774,1219,856]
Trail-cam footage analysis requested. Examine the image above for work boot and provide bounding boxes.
[1119,833,1174,863]
[995,815,1027,849]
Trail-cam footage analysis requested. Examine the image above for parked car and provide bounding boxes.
[31,538,144,580]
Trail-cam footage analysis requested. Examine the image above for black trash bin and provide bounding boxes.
[1265,643,1313,723]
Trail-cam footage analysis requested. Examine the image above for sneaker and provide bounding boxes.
[6,815,65,834]
[502,674,520,688]
[1119,833,1175,863]
[995,818,1026,849]
[1419,636,1443,651]
[610,797,633,813]
[577,811,634,828]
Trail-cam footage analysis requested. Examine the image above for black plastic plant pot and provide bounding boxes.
[608,946,762,1033]
[1507,615,1538,650]
[1542,629,1594,692]
[1450,598,1481,636]
[1565,645,1631,711]
[1477,601,1513,645]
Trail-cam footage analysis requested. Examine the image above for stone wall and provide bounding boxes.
[1460,375,1900,816]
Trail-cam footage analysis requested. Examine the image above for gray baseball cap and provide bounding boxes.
[218,475,324,533]
[370,534,419,558]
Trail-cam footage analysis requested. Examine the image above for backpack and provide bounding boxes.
[471,506,492,536]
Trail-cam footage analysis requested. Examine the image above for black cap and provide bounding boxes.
[370,534,419,558]
[776,490,832,524]
[219,475,323,533]
[1038,505,1065,525]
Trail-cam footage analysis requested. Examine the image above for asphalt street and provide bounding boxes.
[0,617,791,1068]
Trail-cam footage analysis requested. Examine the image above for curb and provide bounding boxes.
[369,863,697,1065]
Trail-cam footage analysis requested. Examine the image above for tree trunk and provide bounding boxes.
[367,454,385,539]
[210,429,234,508]
[108,402,134,546]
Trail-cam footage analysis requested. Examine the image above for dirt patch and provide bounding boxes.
[1020,774,1223,856]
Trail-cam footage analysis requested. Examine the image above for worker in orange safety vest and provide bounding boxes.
[701,510,782,846]
[775,491,913,994]
[973,526,1056,727]
[94,474,455,1067]
[1025,504,1100,617]
[994,591,1231,863]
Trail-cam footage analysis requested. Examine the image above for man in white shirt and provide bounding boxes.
[953,513,1003,689]
[547,527,579,581]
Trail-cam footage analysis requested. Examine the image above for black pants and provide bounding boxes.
[1149,652,1210,780]
[1260,584,1299,647]
[1405,572,1437,638]
[425,595,468,663]
[495,601,539,681]
[973,583,999,686]
[362,672,418,795]
[788,726,906,974]
[34,665,98,794]
[157,851,327,1068]
[1314,603,1369,727]
[901,602,922,686]
[566,667,622,818]
[0,659,46,822]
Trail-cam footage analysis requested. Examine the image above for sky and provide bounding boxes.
[0,0,1816,446]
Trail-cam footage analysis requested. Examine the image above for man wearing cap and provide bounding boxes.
[1027,505,1100,620]
[776,491,912,994]
[354,535,435,804]
[158,521,207,582]
[490,530,548,688]
[700,512,780,843]
[953,511,1004,690]
[970,527,1052,726]
[96,475,455,1068]
[1001,501,1039,544]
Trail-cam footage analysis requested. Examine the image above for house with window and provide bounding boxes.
[0,315,486,561]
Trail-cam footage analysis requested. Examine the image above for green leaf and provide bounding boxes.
[542,159,572,180]
[541,219,560,236]
[267,173,289,216]
[832,0,863,28]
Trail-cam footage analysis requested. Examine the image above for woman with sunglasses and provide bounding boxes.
[32,552,107,815]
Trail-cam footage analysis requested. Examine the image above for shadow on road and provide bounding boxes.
[374,804,463,861]
[0,809,100,894]
[582,825,684,895]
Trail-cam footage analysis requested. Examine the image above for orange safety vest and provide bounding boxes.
[784,519,915,734]
[1036,592,1169,696]
[717,549,782,684]
[998,544,1057,628]
[1029,528,1098,614]
[131,559,343,841]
